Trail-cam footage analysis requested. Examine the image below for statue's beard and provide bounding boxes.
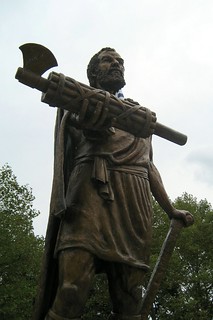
[96,69,126,93]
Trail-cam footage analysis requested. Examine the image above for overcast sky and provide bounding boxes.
[1,0,213,235]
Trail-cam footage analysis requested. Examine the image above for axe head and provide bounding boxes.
[19,43,58,75]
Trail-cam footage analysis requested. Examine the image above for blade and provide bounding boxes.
[140,219,184,319]
[19,43,58,75]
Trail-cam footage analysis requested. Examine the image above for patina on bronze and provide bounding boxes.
[15,44,194,320]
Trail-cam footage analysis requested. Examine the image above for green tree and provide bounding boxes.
[0,164,44,320]
[150,193,213,320]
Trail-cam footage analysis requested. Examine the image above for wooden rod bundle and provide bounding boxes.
[41,72,187,145]
[15,67,187,145]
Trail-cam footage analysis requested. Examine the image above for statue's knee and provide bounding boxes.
[59,282,79,303]
[50,283,84,319]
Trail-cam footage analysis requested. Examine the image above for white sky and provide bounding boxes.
[1,0,213,235]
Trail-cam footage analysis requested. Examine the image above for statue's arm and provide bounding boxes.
[148,161,194,227]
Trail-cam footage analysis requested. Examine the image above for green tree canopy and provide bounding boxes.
[150,193,213,320]
[0,164,44,320]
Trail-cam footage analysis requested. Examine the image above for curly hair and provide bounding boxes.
[87,47,116,87]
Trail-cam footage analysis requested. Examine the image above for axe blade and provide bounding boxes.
[19,43,58,76]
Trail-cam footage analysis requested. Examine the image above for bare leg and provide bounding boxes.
[47,248,96,319]
[106,263,146,318]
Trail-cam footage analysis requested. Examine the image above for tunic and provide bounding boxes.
[55,123,153,270]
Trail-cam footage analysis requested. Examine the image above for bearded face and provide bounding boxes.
[94,50,126,93]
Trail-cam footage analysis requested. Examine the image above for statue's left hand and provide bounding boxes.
[171,208,194,227]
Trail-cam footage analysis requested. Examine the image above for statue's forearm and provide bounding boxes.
[149,163,174,218]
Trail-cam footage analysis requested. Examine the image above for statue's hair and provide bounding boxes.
[87,47,116,87]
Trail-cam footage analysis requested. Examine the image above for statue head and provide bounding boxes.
[87,47,126,94]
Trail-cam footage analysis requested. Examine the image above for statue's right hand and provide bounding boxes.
[78,99,110,130]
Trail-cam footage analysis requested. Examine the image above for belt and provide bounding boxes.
[91,156,148,201]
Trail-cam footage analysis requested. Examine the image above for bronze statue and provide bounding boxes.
[15,44,194,320]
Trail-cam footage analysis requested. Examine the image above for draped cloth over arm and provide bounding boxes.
[32,109,73,320]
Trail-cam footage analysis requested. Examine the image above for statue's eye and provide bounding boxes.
[102,56,112,62]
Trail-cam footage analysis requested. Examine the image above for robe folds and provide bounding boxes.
[33,108,154,320]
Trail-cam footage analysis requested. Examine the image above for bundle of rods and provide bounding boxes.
[41,72,186,145]
[15,67,187,145]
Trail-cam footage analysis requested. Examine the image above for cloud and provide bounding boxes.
[186,147,213,186]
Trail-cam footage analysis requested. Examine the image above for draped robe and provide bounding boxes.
[33,108,154,320]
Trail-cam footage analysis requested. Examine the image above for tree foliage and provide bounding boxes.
[83,193,213,319]
[0,164,44,320]
[150,193,213,320]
